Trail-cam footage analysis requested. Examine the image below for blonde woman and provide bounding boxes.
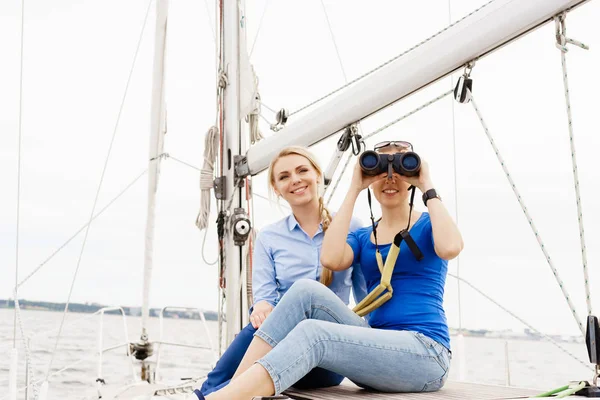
[197,146,365,396]
[197,141,463,400]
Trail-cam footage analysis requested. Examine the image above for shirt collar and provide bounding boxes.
[286,214,324,234]
[286,214,299,231]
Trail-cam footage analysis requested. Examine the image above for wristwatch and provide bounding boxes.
[422,189,441,207]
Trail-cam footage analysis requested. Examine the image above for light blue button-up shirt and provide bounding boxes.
[252,214,365,308]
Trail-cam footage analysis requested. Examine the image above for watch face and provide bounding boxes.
[423,189,440,206]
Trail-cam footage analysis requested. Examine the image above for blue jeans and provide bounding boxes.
[200,323,344,396]
[254,279,451,394]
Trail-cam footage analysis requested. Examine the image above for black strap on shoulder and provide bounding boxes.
[400,229,424,261]
[402,185,423,260]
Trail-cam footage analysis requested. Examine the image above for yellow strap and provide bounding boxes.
[352,283,386,313]
[375,251,384,273]
[354,292,392,317]
[353,243,400,316]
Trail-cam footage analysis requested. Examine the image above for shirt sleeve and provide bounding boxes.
[349,216,365,233]
[251,233,278,308]
[346,230,361,264]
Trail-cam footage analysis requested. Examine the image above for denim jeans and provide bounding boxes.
[254,279,451,394]
[199,323,344,396]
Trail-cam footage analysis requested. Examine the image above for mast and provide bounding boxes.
[141,0,168,341]
[243,0,590,176]
[220,0,246,345]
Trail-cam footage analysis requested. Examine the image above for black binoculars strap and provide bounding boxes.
[366,185,422,263]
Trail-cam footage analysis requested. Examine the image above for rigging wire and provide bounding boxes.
[470,94,585,336]
[362,90,453,141]
[319,0,347,82]
[447,0,464,335]
[318,0,366,206]
[554,13,593,316]
[249,0,272,59]
[324,90,454,205]
[14,0,26,349]
[203,0,216,43]
[448,273,593,372]
[15,169,148,289]
[45,0,154,379]
[289,0,497,117]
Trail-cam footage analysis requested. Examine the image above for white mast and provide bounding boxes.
[244,0,589,175]
[221,0,245,345]
[141,0,168,339]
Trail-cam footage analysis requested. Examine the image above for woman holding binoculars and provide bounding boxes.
[195,141,464,400]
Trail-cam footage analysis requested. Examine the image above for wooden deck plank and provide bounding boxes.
[284,380,544,400]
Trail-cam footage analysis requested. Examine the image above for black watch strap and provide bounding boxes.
[422,189,441,207]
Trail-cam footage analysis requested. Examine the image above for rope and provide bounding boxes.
[45,0,154,378]
[554,13,592,316]
[196,126,219,230]
[289,0,497,117]
[202,225,218,265]
[447,274,593,372]
[258,99,277,114]
[249,92,265,144]
[470,95,585,336]
[15,169,147,289]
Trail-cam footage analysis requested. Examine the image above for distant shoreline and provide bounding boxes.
[0,299,219,321]
[0,299,584,344]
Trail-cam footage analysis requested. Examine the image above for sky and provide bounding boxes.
[1,0,600,339]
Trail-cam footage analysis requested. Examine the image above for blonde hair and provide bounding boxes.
[268,146,334,286]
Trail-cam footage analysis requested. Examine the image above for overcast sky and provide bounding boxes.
[1,0,600,338]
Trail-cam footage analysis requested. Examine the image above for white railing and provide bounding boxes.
[95,307,136,398]
[155,307,218,380]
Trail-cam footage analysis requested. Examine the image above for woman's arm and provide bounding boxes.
[321,188,360,271]
[251,234,276,328]
[321,163,387,271]
[407,161,464,260]
[424,195,463,260]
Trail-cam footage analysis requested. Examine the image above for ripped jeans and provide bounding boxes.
[254,279,451,394]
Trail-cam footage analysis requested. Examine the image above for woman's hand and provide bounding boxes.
[399,159,434,192]
[250,300,273,329]
[350,160,387,194]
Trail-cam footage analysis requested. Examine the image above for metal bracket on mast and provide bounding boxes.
[231,208,251,246]
[324,124,362,187]
[270,108,289,132]
[214,176,226,200]
[454,61,475,104]
[234,155,250,179]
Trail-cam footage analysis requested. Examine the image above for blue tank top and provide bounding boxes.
[347,212,450,350]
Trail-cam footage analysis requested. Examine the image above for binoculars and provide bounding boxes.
[359,150,421,178]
